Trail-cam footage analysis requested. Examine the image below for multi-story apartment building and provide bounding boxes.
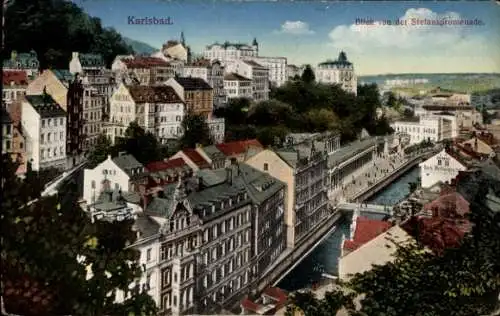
[315,51,357,95]
[225,60,269,102]
[246,138,329,248]
[245,56,287,88]
[66,76,85,158]
[114,57,174,85]
[183,59,225,108]
[3,50,40,78]
[22,94,67,171]
[3,102,27,175]
[106,83,185,143]
[26,69,75,111]
[286,64,302,80]
[145,161,285,315]
[165,77,214,119]
[82,84,106,149]
[69,52,106,75]
[203,39,259,65]
[207,117,225,144]
[2,70,28,105]
[223,73,253,101]
[391,115,457,145]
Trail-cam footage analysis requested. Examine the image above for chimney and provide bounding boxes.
[226,167,233,185]
[72,52,79,60]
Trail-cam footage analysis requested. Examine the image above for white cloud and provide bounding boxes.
[328,8,487,52]
[276,20,315,35]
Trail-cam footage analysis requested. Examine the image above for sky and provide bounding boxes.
[74,0,500,75]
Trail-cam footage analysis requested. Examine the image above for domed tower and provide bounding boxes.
[252,37,259,56]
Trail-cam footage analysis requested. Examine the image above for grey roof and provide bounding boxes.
[202,145,226,161]
[112,154,145,177]
[318,51,353,67]
[276,150,300,168]
[207,42,254,50]
[328,138,377,168]
[79,53,105,68]
[175,77,212,91]
[25,94,66,118]
[52,69,74,83]
[224,73,251,81]
[134,215,161,239]
[91,189,128,212]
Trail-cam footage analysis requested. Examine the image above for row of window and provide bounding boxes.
[203,249,250,288]
[41,118,64,128]
[40,147,64,160]
[203,230,251,266]
[40,132,65,144]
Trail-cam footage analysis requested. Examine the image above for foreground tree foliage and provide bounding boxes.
[286,175,500,316]
[4,0,133,68]
[179,113,214,148]
[1,155,157,315]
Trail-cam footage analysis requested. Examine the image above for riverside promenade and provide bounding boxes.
[254,147,440,296]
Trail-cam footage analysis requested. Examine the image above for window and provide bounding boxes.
[6,140,11,150]
[40,134,45,144]
[48,119,52,127]
[147,248,152,261]
[47,133,51,142]
[42,120,45,128]
[263,163,268,171]
[41,149,45,159]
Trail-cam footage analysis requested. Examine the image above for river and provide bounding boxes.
[277,166,420,291]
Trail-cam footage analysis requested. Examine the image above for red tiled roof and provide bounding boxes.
[123,57,169,68]
[183,148,210,169]
[146,158,187,172]
[241,297,261,313]
[424,192,470,218]
[3,70,28,86]
[343,217,392,252]
[187,58,212,68]
[263,287,288,307]
[215,139,263,157]
[401,216,469,254]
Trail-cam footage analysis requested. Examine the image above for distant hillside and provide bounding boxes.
[123,37,158,55]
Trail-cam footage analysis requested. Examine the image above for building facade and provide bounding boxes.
[419,148,468,188]
[165,77,214,119]
[119,57,174,85]
[2,107,13,154]
[2,70,28,105]
[69,52,106,75]
[203,39,259,65]
[245,56,287,88]
[26,69,74,111]
[315,51,357,95]
[183,59,226,108]
[22,94,67,171]
[224,60,269,102]
[207,117,225,144]
[3,50,40,78]
[391,115,457,145]
[223,73,253,101]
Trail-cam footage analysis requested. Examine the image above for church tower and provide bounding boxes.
[252,37,258,56]
[180,31,186,47]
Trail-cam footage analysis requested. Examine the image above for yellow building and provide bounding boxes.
[26,69,74,111]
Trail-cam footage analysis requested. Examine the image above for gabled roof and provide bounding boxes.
[343,217,392,252]
[174,77,212,91]
[112,154,145,177]
[2,70,28,86]
[146,158,187,173]
[182,148,211,169]
[25,94,66,118]
[134,214,161,239]
[215,139,263,157]
[123,56,170,68]
[200,145,226,160]
[51,69,74,83]
[224,73,251,81]
[127,85,183,103]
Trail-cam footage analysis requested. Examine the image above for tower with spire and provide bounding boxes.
[252,37,259,55]
[180,31,186,47]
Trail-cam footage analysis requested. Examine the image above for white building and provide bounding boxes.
[183,59,226,108]
[419,148,468,188]
[315,51,357,95]
[286,64,302,81]
[207,117,225,144]
[203,39,259,65]
[225,60,269,102]
[391,115,457,145]
[413,103,482,130]
[106,83,185,144]
[22,94,67,171]
[83,153,146,204]
[245,56,287,87]
[223,73,253,100]
[69,52,106,75]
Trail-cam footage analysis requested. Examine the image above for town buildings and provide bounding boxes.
[286,64,303,80]
[3,102,27,175]
[26,69,74,111]
[2,107,14,155]
[315,51,357,95]
[207,117,225,144]
[165,77,214,119]
[223,73,253,101]
[161,33,191,63]
[419,148,468,189]
[391,115,457,145]
[3,50,40,78]
[183,59,226,108]
[203,39,259,65]
[246,136,329,248]
[114,56,174,85]
[2,70,28,105]
[225,60,269,102]
[106,83,185,143]
[244,56,287,88]
[22,94,67,171]
[69,52,106,75]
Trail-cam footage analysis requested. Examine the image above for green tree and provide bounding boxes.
[4,0,133,68]
[87,133,113,168]
[214,97,250,125]
[1,155,157,315]
[304,108,340,132]
[116,122,161,164]
[179,114,214,148]
[301,65,315,84]
[247,100,294,127]
[256,125,289,147]
[385,91,397,107]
